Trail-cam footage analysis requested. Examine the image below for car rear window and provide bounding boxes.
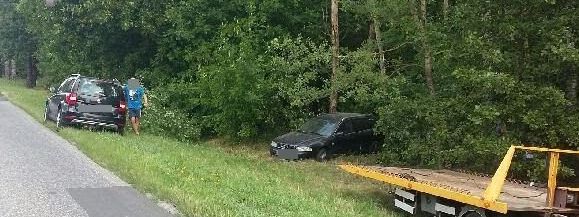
[78,79,121,97]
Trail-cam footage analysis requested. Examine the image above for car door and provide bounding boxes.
[46,88,58,119]
[332,118,356,154]
[351,117,374,153]
[49,78,74,118]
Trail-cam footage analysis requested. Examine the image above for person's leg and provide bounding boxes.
[134,117,140,135]
[130,116,139,135]
[132,109,141,135]
[128,109,139,135]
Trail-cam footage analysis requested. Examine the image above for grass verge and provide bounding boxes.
[0,79,404,217]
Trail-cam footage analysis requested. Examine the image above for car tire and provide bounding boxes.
[116,126,125,136]
[43,104,49,123]
[55,107,64,131]
[369,141,380,154]
[315,148,332,162]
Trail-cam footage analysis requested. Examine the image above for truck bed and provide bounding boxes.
[341,146,579,215]
[364,166,548,212]
[340,165,579,215]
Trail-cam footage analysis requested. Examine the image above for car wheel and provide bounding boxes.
[316,148,332,162]
[43,105,49,123]
[116,126,125,136]
[369,141,380,154]
[55,107,64,131]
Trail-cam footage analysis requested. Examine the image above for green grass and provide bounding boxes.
[0,79,405,217]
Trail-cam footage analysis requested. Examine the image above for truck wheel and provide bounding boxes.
[462,212,483,217]
[459,206,486,217]
[460,211,486,217]
[316,148,332,161]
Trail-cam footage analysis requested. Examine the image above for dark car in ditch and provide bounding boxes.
[270,113,381,161]
[43,74,127,134]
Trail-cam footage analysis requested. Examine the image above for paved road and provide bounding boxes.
[0,98,173,217]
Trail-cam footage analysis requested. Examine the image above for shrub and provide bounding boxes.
[140,89,204,141]
[375,69,579,179]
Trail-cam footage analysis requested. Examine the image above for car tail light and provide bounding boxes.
[65,93,77,106]
[118,101,127,113]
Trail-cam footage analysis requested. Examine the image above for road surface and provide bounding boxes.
[0,97,174,217]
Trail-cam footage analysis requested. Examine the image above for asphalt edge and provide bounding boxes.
[0,89,182,216]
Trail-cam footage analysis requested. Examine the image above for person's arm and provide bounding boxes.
[123,86,128,100]
[143,91,149,108]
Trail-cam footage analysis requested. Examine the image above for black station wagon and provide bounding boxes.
[270,113,381,161]
[44,74,127,134]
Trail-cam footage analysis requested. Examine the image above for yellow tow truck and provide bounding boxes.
[340,146,579,217]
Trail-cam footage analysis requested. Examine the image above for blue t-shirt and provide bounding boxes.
[124,86,145,109]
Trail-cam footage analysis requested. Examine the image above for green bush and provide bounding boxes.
[141,89,205,141]
[375,69,579,178]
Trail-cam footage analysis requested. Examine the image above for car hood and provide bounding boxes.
[274,132,326,146]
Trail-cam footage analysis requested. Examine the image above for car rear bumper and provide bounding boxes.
[70,118,120,129]
[62,112,125,129]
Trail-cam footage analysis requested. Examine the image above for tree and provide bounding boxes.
[0,0,37,86]
[329,0,340,113]
[411,0,435,95]
[8,0,579,180]
[2,59,8,78]
[26,54,37,88]
[366,0,386,73]
[443,0,449,20]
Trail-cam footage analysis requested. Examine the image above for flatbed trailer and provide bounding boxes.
[339,146,579,217]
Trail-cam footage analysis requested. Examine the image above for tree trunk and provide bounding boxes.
[329,0,339,113]
[4,59,10,78]
[566,65,578,106]
[373,17,386,74]
[10,59,16,80]
[26,54,38,88]
[421,0,434,95]
[424,44,434,95]
[412,0,435,95]
[368,21,375,42]
[443,0,449,20]
[522,37,529,78]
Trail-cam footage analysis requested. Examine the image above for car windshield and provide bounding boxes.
[299,117,338,137]
[78,80,118,97]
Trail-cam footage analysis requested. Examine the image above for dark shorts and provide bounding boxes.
[128,108,141,118]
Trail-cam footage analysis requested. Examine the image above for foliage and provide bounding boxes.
[140,88,204,142]
[376,69,578,172]
[0,79,405,217]
[4,0,579,180]
[0,0,36,78]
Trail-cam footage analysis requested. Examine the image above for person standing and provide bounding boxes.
[124,78,148,135]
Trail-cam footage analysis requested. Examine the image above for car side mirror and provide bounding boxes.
[48,87,56,93]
